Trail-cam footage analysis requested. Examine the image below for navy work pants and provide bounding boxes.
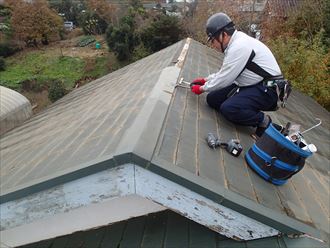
[206,83,278,126]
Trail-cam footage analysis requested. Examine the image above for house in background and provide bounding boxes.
[263,0,301,20]
[194,0,268,38]
[0,38,329,247]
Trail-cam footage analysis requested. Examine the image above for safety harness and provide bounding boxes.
[241,50,292,108]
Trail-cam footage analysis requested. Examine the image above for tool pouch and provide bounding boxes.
[264,79,292,108]
[245,124,312,185]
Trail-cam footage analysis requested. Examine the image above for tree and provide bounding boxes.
[106,15,137,61]
[48,0,85,25]
[129,0,143,10]
[286,0,325,45]
[105,1,148,61]
[182,0,252,44]
[261,0,325,44]
[78,0,117,35]
[260,0,330,110]
[268,35,330,110]
[6,0,63,46]
[79,11,108,35]
[86,0,116,24]
[322,0,330,48]
[140,14,182,52]
[0,5,12,41]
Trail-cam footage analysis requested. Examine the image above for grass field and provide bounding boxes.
[0,52,85,89]
[0,35,116,113]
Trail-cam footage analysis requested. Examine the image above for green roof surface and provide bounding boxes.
[1,39,329,245]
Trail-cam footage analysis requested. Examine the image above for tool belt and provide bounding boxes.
[262,77,292,108]
[245,124,312,185]
[226,78,292,109]
[235,50,292,108]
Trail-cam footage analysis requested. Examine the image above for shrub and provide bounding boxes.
[77,36,95,47]
[0,57,5,71]
[79,11,108,35]
[48,80,67,102]
[21,79,44,92]
[105,17,137,61]
[0,42,21,57]
[140,14,182,52]
[268,34,330,110]
[131,44,151,62]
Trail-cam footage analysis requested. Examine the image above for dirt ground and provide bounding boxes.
[15,33,109,114]
[43,35,108,59]
[22,90,51,114]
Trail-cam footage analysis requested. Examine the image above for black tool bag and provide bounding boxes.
[245,124,312,185]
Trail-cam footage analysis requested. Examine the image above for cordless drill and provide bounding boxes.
[206,133,243,157]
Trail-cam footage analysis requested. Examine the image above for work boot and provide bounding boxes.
[253,116,284,140]
[251,115,271,140]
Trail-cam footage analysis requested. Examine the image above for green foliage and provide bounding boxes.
[49,0,86,25]
[131,44,151,62]
[8,0,63,46]
[285,0,325,45]
[106,11,182,61]
[77,36,95,47]
[48,79,67,102]
[0,5,12,38]
[268,34,330,110]
[128,0,147,18]
[262,0,330,110]
[140,14,182,52]
[0,52,84,90]
[105,15,137,61]
[79,11,108,35]
[322,0,330,48]
[129,0,143,9]
[0,57,5,71]
[83,57,111,78]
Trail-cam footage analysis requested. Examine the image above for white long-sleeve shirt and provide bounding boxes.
[202,30,282,92]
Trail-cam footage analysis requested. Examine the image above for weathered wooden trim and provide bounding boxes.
[135,166,279,241]
[1,163,279,246]
[1,165,136,231]
[1,195,165,247]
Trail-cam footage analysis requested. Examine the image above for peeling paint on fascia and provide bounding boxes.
[135,166,280,241]
[1,163,280,241]
[0,165,135,231]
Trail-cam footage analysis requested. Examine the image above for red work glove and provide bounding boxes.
[191,77,206,86]
[191,85,203,95]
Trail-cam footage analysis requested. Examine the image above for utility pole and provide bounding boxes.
[249,0,256,36]
[183,0,186,16]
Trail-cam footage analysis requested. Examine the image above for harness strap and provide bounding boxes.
[246,50,273,78]
[239,50,281,80]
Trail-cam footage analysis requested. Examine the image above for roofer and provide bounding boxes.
[191,12,285,138]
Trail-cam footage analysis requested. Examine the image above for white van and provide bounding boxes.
[64,21,74,31]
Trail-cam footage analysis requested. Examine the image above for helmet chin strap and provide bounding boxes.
[216,32,226,53]
[220,32,226,53]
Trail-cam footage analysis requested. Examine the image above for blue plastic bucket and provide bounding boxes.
[245,124,312,185]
